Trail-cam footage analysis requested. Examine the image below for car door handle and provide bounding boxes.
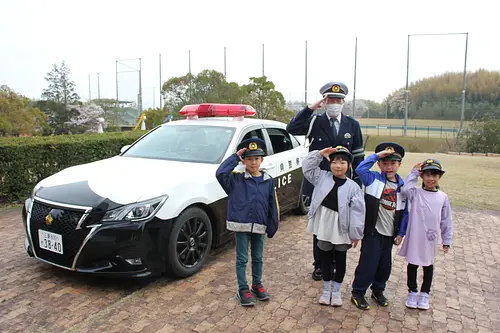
[262,163,275,169]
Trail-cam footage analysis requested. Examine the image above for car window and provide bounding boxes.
[267,128,294,154]
[122,125,235,164]
[240,129,269,154]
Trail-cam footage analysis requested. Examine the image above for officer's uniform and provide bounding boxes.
[286,82,365,278]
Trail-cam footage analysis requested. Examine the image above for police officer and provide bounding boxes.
[286,81,365,280]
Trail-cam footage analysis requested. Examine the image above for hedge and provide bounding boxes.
[0,131,146,203]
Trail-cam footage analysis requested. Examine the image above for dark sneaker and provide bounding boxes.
[351,293,371,310]
[312,267,322,281]
[237,288,255,306]
[251,284,270,301]
[371,291,389,307]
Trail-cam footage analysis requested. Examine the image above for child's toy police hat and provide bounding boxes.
[320,82,348,99]
[329,146,353,163]
[421,158,445,174]
[375,142,405,161]
[237,138,266,157]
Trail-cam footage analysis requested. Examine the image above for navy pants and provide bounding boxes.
[235,232,264,291]
[352,230,393,295]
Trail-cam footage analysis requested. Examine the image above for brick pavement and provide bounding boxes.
[0,205,499,333]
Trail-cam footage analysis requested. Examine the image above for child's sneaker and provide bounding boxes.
[330,291,342,307]
[237,288,255,307]
[371,291,389,307]
[405,292,418,309]
[417,292,430,310]
[319,290,331,305]
[251,284,270,301]
[351,293,370,310]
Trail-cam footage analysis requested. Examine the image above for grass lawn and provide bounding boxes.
[365,151,500,210]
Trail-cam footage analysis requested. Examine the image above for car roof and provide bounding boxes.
[162,117,287,130]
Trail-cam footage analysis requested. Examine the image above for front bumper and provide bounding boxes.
[23,197,169,278]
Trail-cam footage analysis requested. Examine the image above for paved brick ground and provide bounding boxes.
[0,205,499,333]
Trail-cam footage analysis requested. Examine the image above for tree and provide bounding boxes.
[41,61,80,128]
[68,103,104,132]
[242,76,286,120]
[385,69,500,120]
[465,116,500,153]
[161,70,245,117]
[143,108,167,128]
[0,85,49,136]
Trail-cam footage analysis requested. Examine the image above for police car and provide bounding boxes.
[22,103,309,278]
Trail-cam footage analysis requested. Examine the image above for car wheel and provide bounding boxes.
[293,181,310,215]
[167,207,213,278]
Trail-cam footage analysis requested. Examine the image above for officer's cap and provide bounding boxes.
[320,82,348,99]
[421,158,445,174]
[237,138,266,157]
[329,146,353,163]
[375,142,405,161]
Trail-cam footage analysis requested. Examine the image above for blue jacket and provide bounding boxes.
[215,154,279,238]
[355,153,409,241]
[286,107,365,194]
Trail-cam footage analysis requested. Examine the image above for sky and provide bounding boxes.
[1,0,499,110]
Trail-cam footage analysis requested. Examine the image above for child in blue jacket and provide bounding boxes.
[216,138,279,307]
[350,142,409,310]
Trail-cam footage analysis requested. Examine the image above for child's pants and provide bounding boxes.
[407,263,434,293]
[320,248,346,283]
[235,232,264,291]
[352,230,393,295]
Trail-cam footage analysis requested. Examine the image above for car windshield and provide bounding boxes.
[122,125,236,164]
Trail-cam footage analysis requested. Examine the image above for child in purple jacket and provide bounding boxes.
[398,158,453,310]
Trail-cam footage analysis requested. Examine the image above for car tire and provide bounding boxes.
[166,207,213,278]
[293,181,309,215]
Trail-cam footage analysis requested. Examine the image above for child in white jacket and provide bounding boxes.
[303,146,366,306]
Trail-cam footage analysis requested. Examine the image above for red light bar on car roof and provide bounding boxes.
[179,103,256,119]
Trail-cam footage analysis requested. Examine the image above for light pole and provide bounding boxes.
[404,32,469,136]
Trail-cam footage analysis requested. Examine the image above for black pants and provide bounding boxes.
[407,263,434,293]
[313,234,336,270]
[320,248,346,283]
[352,230,393,295]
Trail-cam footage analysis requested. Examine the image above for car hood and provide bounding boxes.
[35,156,220,207]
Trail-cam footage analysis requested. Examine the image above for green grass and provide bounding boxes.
[366,151,500,210]
[364,136,453,153]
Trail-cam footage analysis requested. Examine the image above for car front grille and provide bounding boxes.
[29,200,90,269]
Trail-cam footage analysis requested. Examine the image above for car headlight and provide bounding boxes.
[101,196,168,222]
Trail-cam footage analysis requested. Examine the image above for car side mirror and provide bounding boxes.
[120,145,131,154]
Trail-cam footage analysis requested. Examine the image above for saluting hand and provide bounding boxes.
[236,148,247,161]
[310,96,327,111]
[319,147,337,161]
[376,150,393,159]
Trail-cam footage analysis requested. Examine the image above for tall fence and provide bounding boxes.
[361,125,459,138]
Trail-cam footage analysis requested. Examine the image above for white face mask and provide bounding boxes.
[325,103,342,118]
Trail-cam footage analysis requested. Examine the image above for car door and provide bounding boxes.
[262,126,305,211]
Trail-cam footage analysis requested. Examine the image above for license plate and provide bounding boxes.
[38,229,63,254]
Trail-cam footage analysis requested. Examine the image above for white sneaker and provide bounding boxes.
[417,292,430,310]
[330,291,342,306]
[319,290,331,305]
[405,292,418,309]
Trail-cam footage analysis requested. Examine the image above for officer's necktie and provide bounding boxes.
[331,118,338,139]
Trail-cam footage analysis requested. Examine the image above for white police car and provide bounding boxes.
[22,103,309,278]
